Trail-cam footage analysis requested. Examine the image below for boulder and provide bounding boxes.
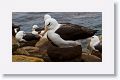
[22,46,40,53]
[22,46,43,57]
[12,55,44,62]
[35,37,49,48]
[81,53,102,62]
[35,37,51,61]
[47,43,82,62]
[91,50,102,59]
[12,36,20,52]
[21,46,50,62]
[19,40,39,47]
[13,48,30,55]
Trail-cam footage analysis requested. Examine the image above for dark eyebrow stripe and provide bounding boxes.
[47,22,51,26]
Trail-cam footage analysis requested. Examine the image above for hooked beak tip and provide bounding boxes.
[40,27,48,36]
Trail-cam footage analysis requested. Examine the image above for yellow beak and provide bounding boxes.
[41,26,48,36]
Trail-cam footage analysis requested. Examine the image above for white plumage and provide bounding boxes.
[15,31,26,42]
[44,14,51,21]
[90,35,102,52]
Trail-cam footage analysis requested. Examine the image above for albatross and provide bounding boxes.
[43,18,98,48]
[15,31,40,42]
[32,25,44,36]
[90,35,102,53]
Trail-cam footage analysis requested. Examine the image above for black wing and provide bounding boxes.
[55,23,97,40]
[23,33,40,41]
[35,27,44,32]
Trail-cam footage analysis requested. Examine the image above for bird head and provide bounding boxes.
[44,14,51,21]
[32,25,39,31]
[43,18,58,33]
[90,35,100,42]
[90,35,100,47]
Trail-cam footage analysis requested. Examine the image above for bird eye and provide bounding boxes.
[47,22,51,26]
[92,37,94,38]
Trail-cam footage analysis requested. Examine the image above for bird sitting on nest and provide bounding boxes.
[43,15,98,62]
[44,18,98,48]
[89,35,102,58]
[15,31,41,47]
[90,35,102,52]
[32,25,44,37]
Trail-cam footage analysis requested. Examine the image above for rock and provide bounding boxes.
[19,40,39,47]
[47,43,82,62]
[35,37,51,61]
[35,37,50,57]
[13,48,30,55]
[22,46,40,53]
[35,37,49,48]
[22,46,50,61]
[22,46,43,57]
[91,50,102,59]
[12,55,44,62]
[81,53,102,62]
[12,36,20,52]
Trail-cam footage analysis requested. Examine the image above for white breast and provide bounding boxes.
[32,31,38,35]
[15,34,23,41]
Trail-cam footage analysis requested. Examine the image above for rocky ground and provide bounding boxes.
[12,35,102,62]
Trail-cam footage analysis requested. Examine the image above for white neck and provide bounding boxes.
[49,24,61,32]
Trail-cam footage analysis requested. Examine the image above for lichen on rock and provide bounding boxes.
[12,36,20,52]
[13,48,30,55]
[81,53,102,62]
[12,55,44,62]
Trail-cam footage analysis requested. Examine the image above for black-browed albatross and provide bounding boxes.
[44,18,98,48]
[32,25,44,36]
[15,31,40,42]
[90,35,102,53]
